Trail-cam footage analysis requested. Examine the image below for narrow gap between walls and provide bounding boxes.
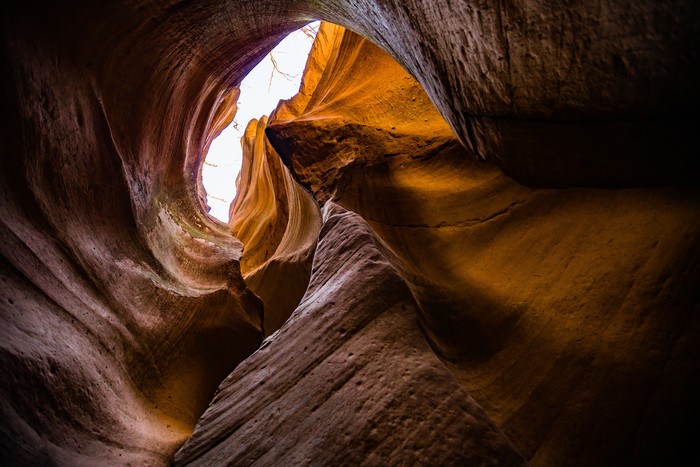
[202,21,320,222]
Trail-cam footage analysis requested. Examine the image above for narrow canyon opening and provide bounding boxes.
[202,22,320,222]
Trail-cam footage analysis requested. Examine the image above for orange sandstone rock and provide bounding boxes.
[229,116,321,335]
[266,23,700,466]
[175,203,528,466]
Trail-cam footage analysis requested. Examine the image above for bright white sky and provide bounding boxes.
[203,21,320,222]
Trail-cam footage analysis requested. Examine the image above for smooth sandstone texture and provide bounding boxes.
[1,0,699,465]
[0,6,266,464]
[266,24,700,466]
[315,0,700,186]
[228,117,321,335]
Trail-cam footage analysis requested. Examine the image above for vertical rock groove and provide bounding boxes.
[228,116,322,335]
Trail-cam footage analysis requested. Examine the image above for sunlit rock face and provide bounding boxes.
[314,1,700,187]
[266,23,700,466]
[1,1,699,466]
[228,116,321,335]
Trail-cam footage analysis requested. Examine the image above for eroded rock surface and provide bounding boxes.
[267,23,700,465]
[175,203,527,466]
[2,0,699,465]
[228,117,321,335]
[314,1,700,186]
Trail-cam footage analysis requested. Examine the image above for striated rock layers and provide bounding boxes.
[1,1,699,466]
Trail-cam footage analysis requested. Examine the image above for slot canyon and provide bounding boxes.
[1,1,699,465]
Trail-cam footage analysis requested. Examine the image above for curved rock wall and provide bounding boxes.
[313,0,700,186]
[265,24,700,465]
[1,0,699,465]
[0,1,296,463]
[0,3,267,463]
[176,202,527,466]
[228,116,321,335]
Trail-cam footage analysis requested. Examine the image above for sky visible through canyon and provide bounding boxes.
[202,22,320,222]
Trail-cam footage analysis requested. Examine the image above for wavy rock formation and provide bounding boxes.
[316,1,700,187]
[1,0,699,466]
[0,8,264,465]
[228,117,321,335]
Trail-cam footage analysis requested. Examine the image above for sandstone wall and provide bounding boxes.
[1,1,698,465]
[264,24,700,465]
[228,116,322,335]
